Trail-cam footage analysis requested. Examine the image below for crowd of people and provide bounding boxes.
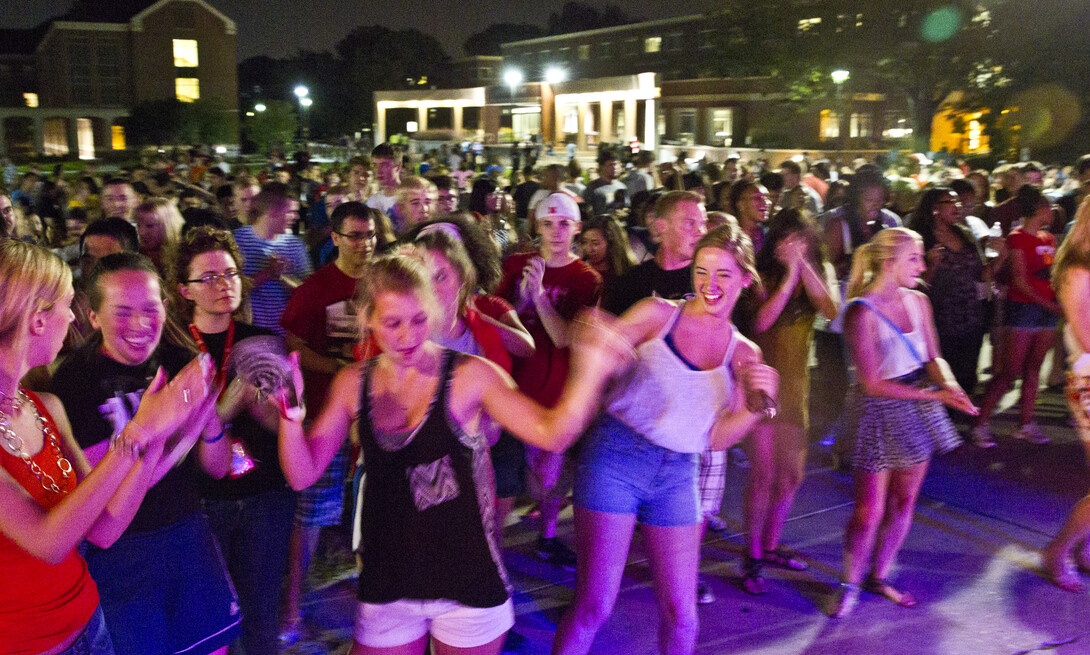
[3,141,1090,655]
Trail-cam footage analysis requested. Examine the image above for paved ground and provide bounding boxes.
[285,382,1090,655]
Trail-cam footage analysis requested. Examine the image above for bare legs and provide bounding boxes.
[349,633,505,655]
[833,461,929,616]
[281,524,321,636]
[1042,441,1090,592]
[552,508,701,655]
[744,422,808,560]
[977,328,1055,430]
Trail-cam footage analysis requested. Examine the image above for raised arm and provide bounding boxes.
[278,355,357,490]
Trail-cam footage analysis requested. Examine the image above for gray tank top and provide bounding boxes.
[605,302,737,453]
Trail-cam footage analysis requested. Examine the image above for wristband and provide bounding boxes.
[201,423,230,443]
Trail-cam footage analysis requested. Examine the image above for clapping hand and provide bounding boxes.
[132,353,216,444]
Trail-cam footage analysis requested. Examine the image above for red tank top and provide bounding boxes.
[0,389,98,655]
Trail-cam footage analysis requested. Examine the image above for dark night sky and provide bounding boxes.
[0,0,704,60]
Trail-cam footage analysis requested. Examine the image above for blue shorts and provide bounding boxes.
[85,513,241,655]
[1004,300,1058,330]
[59,606,114,655]
[574,414,700,527]
[295,440,351,528]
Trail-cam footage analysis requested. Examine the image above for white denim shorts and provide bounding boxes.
[353,597,513,649]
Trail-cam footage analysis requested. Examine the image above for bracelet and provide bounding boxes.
[201,423,230,443]
[110,427,148,460]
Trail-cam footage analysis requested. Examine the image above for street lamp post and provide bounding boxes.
[502,69,522,146]
[294,86,310,148]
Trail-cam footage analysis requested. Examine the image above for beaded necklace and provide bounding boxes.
[0,389,73,494]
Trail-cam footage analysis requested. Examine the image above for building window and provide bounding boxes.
[97,42,121,105]
[599,41,612,57]
[968,118,982,151]
[112,125,126,150]
[700,30,715,49]
[626,38,638,56]
[821,110,840,139]
[173,39,199,68]
[69,38,93,103]
[23,93,38,107]
[798,17,822,33]
[559,47,570,61]
[677,108,697,145]
[711,108,733,146]
[850,112,872,138]
[175,78,200,102]
[644,36,662,53]
[578,44,590,60]
[667,33,683,51]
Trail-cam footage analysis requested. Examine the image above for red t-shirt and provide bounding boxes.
[0,390,98,655]
[1006,228,1056,304]
[496,253,601,407]
[280,263,360,410]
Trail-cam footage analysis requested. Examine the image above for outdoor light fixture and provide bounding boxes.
[503,69,523,89]
[831,69,850,85]
[545,67,567,84]
[300,97,313,108]
[254,103,266,112]
[294,85,309,99]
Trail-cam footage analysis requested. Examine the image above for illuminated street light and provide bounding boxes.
[294,85,309,99]
[254,103,266,112]
[300,97,313,108]
[831,69,850,85]
[503,69,523,89]
[545,66,567,85]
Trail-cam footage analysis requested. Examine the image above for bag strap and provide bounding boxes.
[848,297,926,366]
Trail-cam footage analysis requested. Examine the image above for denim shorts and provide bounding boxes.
[84,513,241,655]
[1004,300,1058,330]
[58,606,114,655]
[574,414,700,527]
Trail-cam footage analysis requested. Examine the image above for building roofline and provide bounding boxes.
[132,0,237,35]
[501,14,705,49]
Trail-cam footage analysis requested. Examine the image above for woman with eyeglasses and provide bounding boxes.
[907,187,990,401]
[166,226,297,655]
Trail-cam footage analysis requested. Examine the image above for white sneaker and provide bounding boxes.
[971,425,997,448]
[1015,423,1050,444]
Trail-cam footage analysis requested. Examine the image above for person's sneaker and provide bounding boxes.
[705,514,730,535]
[696,575,715,604]
[1015,423,1050,444]
[970,425,997,448]
[536,537,577,570]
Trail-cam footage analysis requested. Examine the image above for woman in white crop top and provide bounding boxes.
[1042,197,1090,592]
[553,224,779,655]
[832,227,977,617]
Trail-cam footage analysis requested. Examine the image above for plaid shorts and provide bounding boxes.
[294,441,352,528]
[698,448,727,517]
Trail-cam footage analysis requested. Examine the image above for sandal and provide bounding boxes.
[1042,552,1086,593]
[742,556,768,595]
[829,581,861,618]
[763,548,809,571]
[864,576,918,607]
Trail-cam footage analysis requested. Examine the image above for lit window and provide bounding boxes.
[821,110,840,139]
[712,108,733,146]
[850,112,872,138]
[173,39,198,67]
[578,44,590,60]
[23,92,38,107]
[175,78,200,102]
[798,17,822,33]
[645,37,662,53]
[112,125,126,150]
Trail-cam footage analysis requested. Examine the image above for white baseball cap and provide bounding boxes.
[534,192,581,221]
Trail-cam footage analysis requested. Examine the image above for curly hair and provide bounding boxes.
[164,226,252,347]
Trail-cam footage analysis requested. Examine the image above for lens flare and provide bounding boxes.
[921,6,962,43]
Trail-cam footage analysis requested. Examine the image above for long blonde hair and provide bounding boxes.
[0,240,72,349]
[136,197,184,244]
[1054,196,1090,292]
[846,227,921,298]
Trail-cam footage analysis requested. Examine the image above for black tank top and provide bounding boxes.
[355,349,510,607]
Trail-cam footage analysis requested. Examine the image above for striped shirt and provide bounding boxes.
[233,225,312,334]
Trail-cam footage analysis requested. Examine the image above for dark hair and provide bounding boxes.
[1076,154,1090,177]
[949,178,975,196]
[728,179,762,218]
[371,142,401,161]
[181,207,228,236]
[432,175,455,192]
[758,171,784,192]
[80,217,139,255]
[330,201,395,247]
[597,150,618,165]
[104,177,132,189]
[468,177,497,215]
[581,216,633,278]
[780,160,802,177]
[755,207,827,301]
[400,216,502,292]
[908,187,976,254]
[842,169,889,249]
[249,181,290,222]
[681,172,703,191]
[1015,184,1046,218]
[166,226,249,323]
[87,252,160,310]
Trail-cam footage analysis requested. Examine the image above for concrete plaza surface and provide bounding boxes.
[286,389,1090,655]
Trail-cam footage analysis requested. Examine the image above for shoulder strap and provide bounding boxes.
[847,298,926,366]
[655,300,686,340]
[721,324,740,367]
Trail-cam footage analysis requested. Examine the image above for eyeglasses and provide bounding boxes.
[936,199,961,206]
[185,270,242,286]
[335,230,377,242]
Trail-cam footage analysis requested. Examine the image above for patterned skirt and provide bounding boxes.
[843,369,962,473]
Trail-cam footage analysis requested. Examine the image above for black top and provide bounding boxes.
[51,337,201,535]
[197,322,290,501]
[603,259,692,316]
[355,350,510,608]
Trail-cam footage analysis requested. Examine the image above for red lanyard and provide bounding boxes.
[189,320,234,389]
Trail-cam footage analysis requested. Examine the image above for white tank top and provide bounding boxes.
[605,303,737,453]
[859,291,928,380]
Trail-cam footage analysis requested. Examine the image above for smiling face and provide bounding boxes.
[581,228,608,266]
[89,269,166,366]
[692,246,750,318]
[367,290,432,367]
[933,191,961,226]
[739,185,770,225]
[179,250,242,318]
[887,238,926,289]
[35,284,75,366]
